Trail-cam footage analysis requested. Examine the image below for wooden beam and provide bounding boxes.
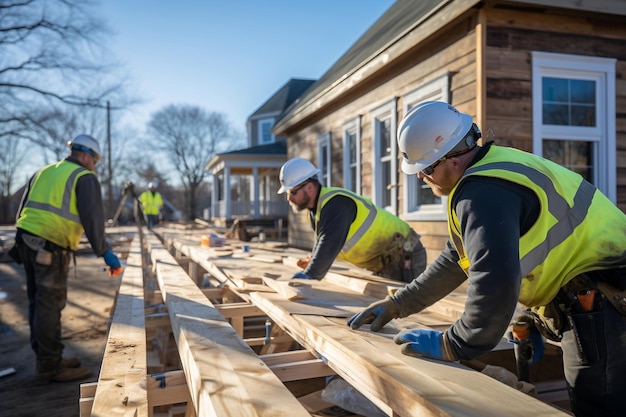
[146,234,311,417]
[90,234,149,417]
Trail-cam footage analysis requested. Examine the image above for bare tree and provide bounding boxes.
[0,137,27,223]
[147,104,238,220]
[0,0,127,118]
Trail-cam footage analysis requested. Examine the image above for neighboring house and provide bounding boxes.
[273,0,626,260]
[206,78,315,226]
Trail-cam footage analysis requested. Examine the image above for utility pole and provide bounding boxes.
[107,101,113,218]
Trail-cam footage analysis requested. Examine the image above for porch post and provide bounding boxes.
[224,166,231,220]
[253,167,260,219]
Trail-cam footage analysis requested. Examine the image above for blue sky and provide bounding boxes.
[98,1,396,134]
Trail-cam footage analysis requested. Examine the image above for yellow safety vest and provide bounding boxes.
[448,145,626,307]
[140,191,163,215]
[315,187,411,272]
[16,160,94,250]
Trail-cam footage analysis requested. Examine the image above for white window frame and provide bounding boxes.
[370,99,397,213]
[532,52,616,202]
[257,117,275,144]
[317,132,331,187]
[342,117,361,194]
[401,74,450,221]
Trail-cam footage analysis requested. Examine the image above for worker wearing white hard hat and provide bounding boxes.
[349,101,626,417]
[12,133,121,385]
[278,157,426,283]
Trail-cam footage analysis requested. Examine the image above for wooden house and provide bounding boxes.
[272,0,626,258]
[206,78,315,226]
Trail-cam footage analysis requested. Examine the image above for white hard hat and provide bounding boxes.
[67,134,102,161]
[398,101,474,174]
[277,158,320,194]
[148,181,158,189]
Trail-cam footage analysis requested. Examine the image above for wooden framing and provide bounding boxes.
[84,227,571,416]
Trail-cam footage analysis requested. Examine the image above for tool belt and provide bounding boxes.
[384,230,421,255]
[17,229,68,253]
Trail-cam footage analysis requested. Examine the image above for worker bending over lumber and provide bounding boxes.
[278,157,426,282]
[349,101,626,417]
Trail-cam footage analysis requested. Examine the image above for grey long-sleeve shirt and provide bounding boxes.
[393,143,540,360]
[16,156,108,256]
[304,190,357,279]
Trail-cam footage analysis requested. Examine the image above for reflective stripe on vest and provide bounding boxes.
[448,145,626,306]
[462,161,594,277]
[17,160,92,249]
[315,187,411,271]
[319,188,377,253]
[24,167,85,224]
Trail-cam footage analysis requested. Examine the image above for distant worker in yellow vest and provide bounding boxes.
[140,182,164,229]
[11,134,122,385]
[277,157,426,282]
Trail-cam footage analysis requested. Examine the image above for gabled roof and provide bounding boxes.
[248,78,316,120]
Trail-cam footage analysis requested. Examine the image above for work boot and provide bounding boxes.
[60,356,81,368]
[35,358,92,385]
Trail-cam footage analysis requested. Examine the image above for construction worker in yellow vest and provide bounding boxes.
[348,101,626,417]
[278,158,427,282]
[11,134,122,385]
[140,181,164,229]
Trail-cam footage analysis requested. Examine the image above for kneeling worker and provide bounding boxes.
[278,158,426,282]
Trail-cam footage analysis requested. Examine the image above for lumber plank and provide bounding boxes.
[250,290,570,417]
[90,234,149,417]
[146,235,310,417]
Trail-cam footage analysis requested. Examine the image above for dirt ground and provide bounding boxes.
[0,227,132,417]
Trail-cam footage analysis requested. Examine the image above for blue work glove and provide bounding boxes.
[103,250,121,269]
[292,271,313,279]
[347,296,399,332]
[393,328,453,361]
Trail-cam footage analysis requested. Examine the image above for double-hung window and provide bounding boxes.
[532,52,616,202]
[343,117,361,194]
[370,100,397,213]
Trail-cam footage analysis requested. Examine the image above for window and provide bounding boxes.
[532,52,616,202]
[258,118,275,144]
[370,100,397,212]
[318,132,331,187]
[401,74,450,220]
[343,117,361,193]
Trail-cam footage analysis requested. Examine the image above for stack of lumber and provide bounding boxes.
[80,225,571,417]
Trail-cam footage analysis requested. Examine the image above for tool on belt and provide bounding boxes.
[507,318,544,382]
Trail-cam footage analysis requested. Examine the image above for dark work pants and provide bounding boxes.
[146,214,158,229]
[16,243,71,369]
[562,296,626,417]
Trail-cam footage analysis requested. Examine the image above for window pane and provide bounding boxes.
[543,139,594,182]
[380,119,391,157]
[543,77,568,102]
[349,132,357,164]
[382,160,391,207]
[543,104,569,125]
[571,79,595,103]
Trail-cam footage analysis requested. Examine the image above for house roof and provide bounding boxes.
[218,141,286,157]
[274,0,626,132]
[276,0,443,125]
[248,78,316,120]
[206,141,286,171]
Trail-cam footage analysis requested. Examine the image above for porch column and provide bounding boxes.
[253,167,260,219]
[224,166,231,220]
[211,172,217,220]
